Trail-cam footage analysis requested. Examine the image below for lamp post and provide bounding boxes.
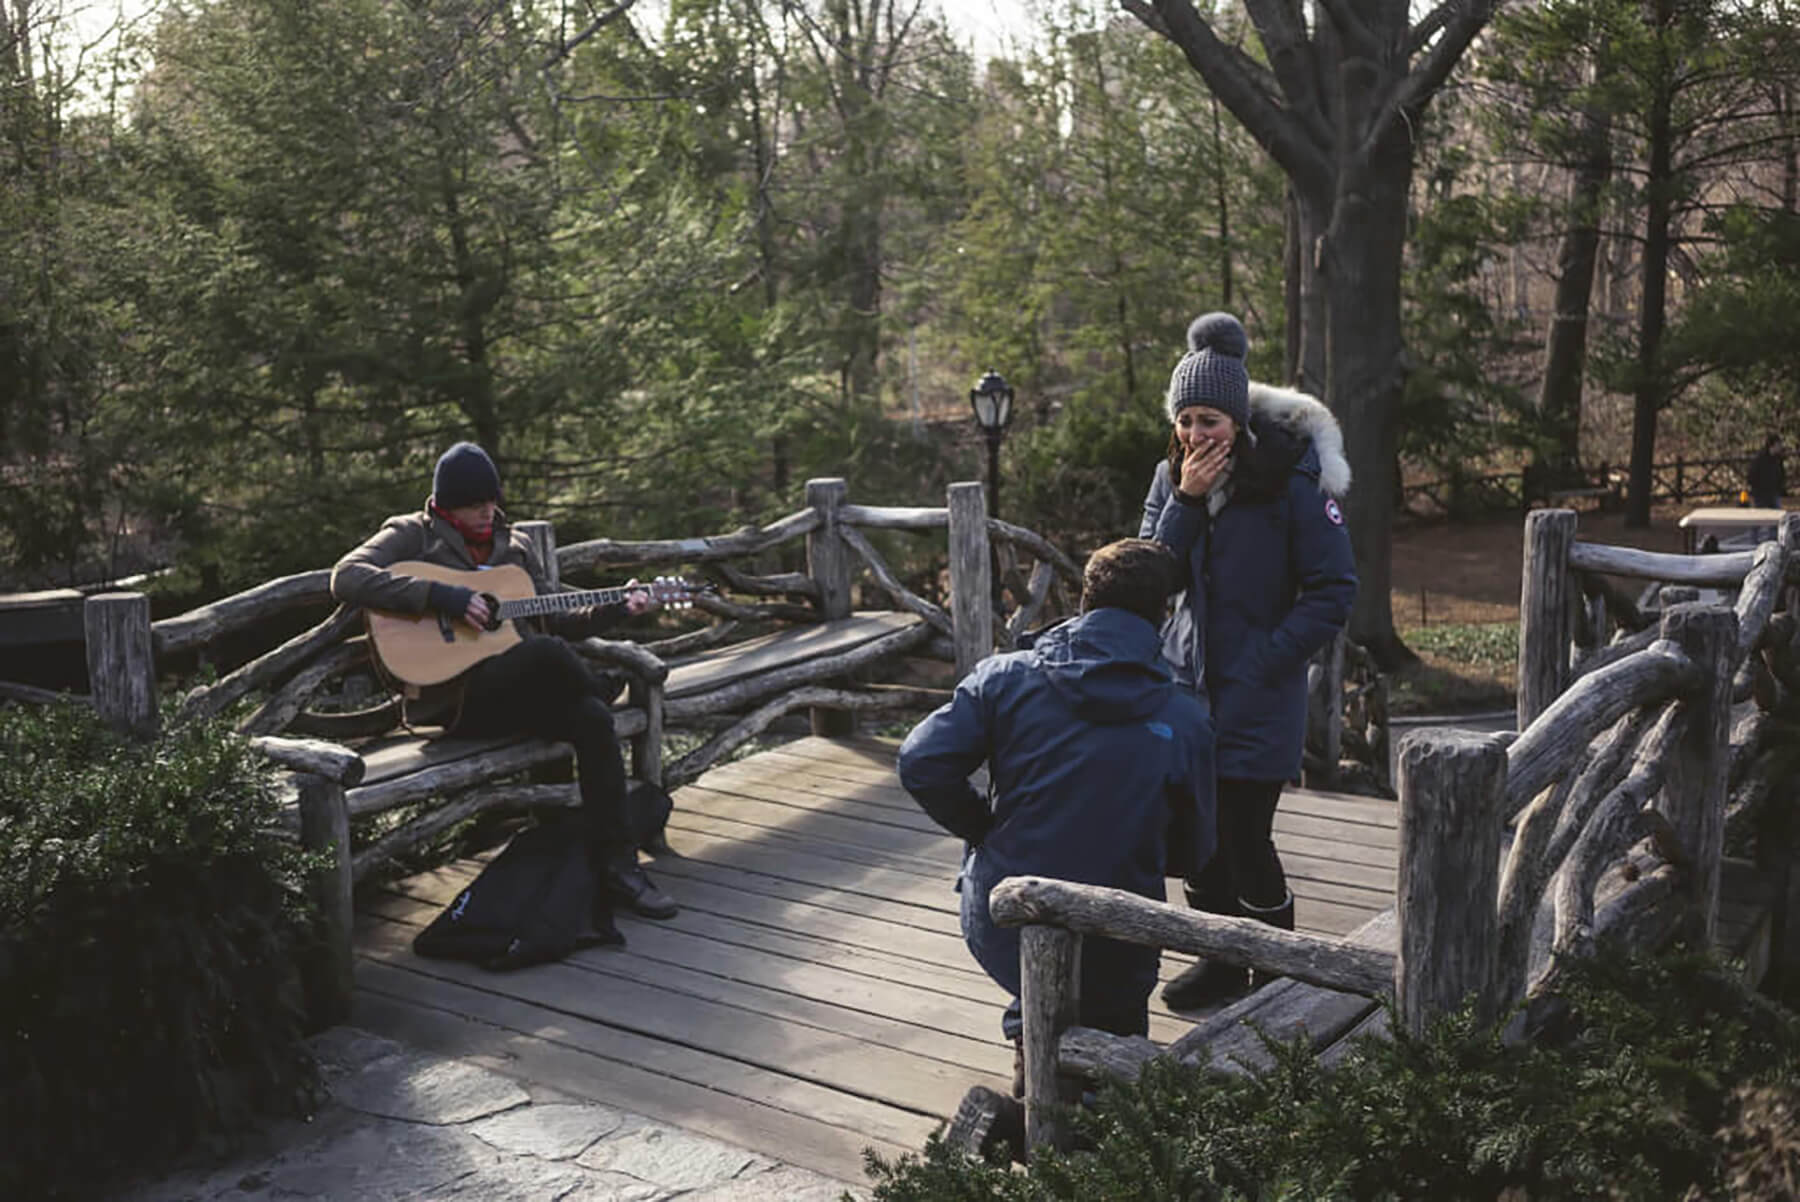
[969,369,1014,520]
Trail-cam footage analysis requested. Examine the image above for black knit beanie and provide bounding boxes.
[1165,312,1251,428]
[433,442,502,508]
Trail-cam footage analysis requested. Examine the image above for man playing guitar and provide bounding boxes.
[331,440,678,921]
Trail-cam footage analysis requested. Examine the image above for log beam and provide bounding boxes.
[249,735,366,786]
[988,876,1393,996]
[1658,603,1737,944]
[1020,925,1080,1157]
[1519,510,1578,729]
[1397,728,1507,1031]
[85,592,157,738]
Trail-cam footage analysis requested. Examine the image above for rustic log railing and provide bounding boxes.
[22,478,1097,1021]
[995,507,1800,1159]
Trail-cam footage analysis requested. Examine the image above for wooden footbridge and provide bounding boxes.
[351,733,1404,1183]
[7,484,1794,1185]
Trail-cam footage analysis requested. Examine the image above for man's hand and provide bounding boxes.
[623,578,661,617]
[462,593,492,629]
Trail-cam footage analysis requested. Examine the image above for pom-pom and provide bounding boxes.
[1186,312,1248,359]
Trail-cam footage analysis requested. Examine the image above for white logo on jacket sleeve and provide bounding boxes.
[1324,498,1344,526]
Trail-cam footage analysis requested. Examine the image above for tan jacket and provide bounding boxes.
[332,503,622,723]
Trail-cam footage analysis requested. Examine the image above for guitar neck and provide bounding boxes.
[496,587,629,622]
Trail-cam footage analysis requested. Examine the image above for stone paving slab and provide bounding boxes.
[116,1027,867,1202]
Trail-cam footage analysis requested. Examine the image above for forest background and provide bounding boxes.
[4,0,1799,669]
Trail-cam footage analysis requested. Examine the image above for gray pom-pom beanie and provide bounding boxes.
[1165,312,1251,427]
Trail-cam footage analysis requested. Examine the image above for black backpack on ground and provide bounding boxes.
[413,817,623,971]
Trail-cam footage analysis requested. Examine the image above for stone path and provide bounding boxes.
[118,1027,867,1202]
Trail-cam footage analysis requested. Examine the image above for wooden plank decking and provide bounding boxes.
[350,734,1399,1183]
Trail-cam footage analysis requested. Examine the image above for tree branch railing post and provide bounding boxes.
[1304,630,1347,788]
[947,482,994,680]
[1019,924,1081,1157]
[516,519,558,590]
[1396,728,1508,1033]
[83,591,157,738]
[1519,509,1579,730]
[1657,603,1737,944]
[295,771,354,1026]
[805,478,855,736]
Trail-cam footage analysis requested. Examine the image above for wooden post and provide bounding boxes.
[948,482,994,681]
[516,519,558,589]
[1518,509,1578,730]
[1782,515,1800,615]
[1020,923,1080,1157]
[805,478,854,736]
[1658,603,1736,945]
[1395,729,1507,1034]
[84,591,157,738]
[1303,631,1346,789]
[297,771,354,1027]
[630,681,664,787]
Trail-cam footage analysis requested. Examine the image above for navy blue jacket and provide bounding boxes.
[1140,394,1358,782]
[896,607,1215,900]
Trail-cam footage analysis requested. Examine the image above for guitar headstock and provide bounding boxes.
[647,576,716,610]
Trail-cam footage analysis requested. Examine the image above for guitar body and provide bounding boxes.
[365,561,536,687]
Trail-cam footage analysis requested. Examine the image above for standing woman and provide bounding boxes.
[1140,313,1358,1009]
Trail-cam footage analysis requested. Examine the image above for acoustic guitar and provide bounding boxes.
[366,561,704,687]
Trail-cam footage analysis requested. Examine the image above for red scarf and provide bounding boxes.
[430,502,495,564]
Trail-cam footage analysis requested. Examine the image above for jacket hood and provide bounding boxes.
[1032,608,1174,723]
[1248,384,1351,498]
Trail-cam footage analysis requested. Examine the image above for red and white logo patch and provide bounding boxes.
[1324,498,1344,526]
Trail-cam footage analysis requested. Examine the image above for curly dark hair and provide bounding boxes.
[1081,538,1177,625]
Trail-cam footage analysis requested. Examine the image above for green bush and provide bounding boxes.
[0,702,322,1199]
[865,947,1800,1201]
[1404,621,1520,674]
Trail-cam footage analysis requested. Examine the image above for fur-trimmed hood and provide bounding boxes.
[1248,383,1351,499]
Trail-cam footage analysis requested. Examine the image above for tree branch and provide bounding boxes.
[543,0,639,70]
[1313,0,1382,59]
[1128,0,1332,194]
[1387,0,1497,125]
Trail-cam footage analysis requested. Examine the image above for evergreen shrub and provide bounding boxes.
[0,702,322,1199]
[864,948,1800,1201]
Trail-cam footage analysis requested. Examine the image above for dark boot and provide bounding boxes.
[1243,892,1295,989]
[946,1085,1025,1164]
[603,855,679,919]
[1160,880,1249,1011]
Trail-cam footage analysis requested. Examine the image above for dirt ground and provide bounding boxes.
[1383,503,1694,713]
[1388,503,1689,629]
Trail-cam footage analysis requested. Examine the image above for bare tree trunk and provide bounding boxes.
[1538,61,1613,480]
[1290,185,1329,399]
[1213,94,1233,309]
[1626,9,1676,529]
[1328,129,1414,667]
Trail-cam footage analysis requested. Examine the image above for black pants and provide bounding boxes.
[1186,777,1287,911]
[451,638,631,866]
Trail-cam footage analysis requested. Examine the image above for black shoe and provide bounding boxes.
[1161,958,1251,1011]
[604,860,678,919]
[946,1086,1025,1164]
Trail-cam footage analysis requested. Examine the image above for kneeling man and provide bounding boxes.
[897,538,1215,1155]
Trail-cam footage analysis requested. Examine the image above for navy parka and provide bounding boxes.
[1140,387,1358,782]
[896,607,1215,901]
